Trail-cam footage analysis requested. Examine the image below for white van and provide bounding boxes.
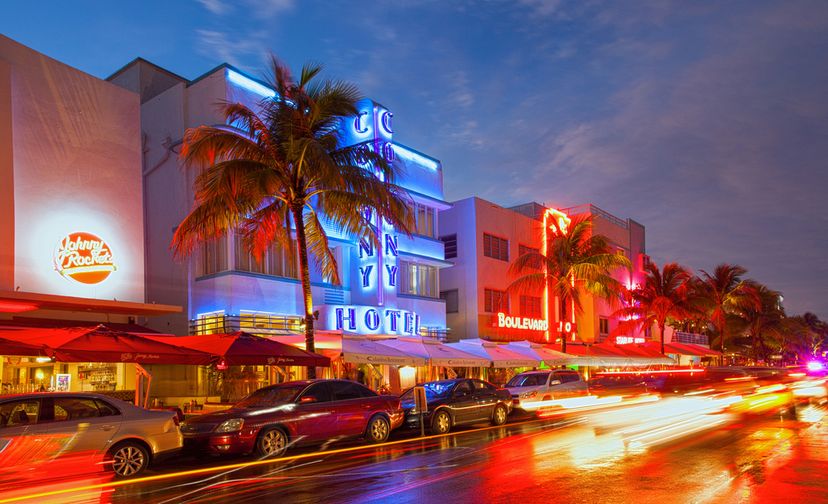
[506,370,588,411]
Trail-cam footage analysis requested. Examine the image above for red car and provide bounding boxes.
[180,379,404,457]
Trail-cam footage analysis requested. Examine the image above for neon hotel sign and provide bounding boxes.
[53,232,116,284]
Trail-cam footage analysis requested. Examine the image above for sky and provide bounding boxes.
[2,0,827,318]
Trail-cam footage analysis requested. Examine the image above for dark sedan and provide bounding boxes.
[400,378,512,434]
[180,379,404,458]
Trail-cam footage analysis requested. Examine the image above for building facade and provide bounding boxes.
[439,197,647,344]
[108,59,451,340]
[0,36,179,394]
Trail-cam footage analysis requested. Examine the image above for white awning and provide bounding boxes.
[342,336,427,366]
[449,339,540,368]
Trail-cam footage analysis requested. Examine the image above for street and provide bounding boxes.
[3,400,826,504]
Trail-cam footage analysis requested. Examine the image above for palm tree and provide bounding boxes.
[614,261,693,354]
[695,264,760,361]
[171,56,414,377]
[508,214,630,352]
[739,284,786,363]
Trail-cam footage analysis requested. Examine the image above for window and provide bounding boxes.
[483,233,509,261]
[518,245,541,269]
[441,234,457,259]
[234,234,297,279]
[332,381,376,401]
[413,202,437,238]
[599,318,609,335]
[484,289,509,313]
[95,399,120,417]
[440,289,459,313]
[520,295,542,318]
[300,382,333,403]
[196,311,226,335]
[399,261,439,298]
[53,398,104,421]
[199,234,228,276]
[472,380,495,392]
[507,373,550,387]
[239,311,303,333]
[0,400,39,427]
[453,381,473,396]
[555,372,581,383]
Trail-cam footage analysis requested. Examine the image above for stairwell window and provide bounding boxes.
[399,261,439,298]
[198,235,228,277]
[234,234,298,279]
[413,202,437,238]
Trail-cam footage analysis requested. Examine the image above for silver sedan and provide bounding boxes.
[0,392,182,479]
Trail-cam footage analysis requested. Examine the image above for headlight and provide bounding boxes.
[215,418,244,433]
[520,391,538,399]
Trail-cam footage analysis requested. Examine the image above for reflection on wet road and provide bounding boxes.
[3,399,826,504]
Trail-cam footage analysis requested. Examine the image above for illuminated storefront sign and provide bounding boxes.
[616,336,645,345]
[496,312,548,331]
[335,306,420,335]
[53,232,116,284]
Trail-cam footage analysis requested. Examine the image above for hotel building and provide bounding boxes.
[107,59,451,341]
[438,197,648,344]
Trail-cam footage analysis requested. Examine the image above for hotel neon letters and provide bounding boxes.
[336,306,421,335]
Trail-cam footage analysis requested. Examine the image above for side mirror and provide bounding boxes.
[299,395,317,404]
[549,380,562,386]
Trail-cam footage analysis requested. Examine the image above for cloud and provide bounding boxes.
[197,0,230,15]
[195,29,269,68]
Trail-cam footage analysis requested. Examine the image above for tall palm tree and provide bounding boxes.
[695,264,760,361]
[508,214,630,352]
[613,261,693,354]
[171,57,414,377]
[739,284,786,363]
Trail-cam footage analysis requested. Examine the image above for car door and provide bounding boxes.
[294,382,336,442]
[448,380,477,425]
[35,396,123,469]
[471,380,499,420]
[330,381,377,437]
[0,398,40,478]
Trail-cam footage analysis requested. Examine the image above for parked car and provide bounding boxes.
[0,392,182,479]
[400,378,512,434]
[180,379,404,458]
[506,370,588,411]
[588,373,650,398]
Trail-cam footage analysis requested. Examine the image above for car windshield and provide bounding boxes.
[235,385,306,408]
[401,381,456,401]
[507,373,548,388]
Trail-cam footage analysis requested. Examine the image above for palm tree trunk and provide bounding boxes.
[560,295,567,354]
[659,322,666,355]
[292,206,316,379]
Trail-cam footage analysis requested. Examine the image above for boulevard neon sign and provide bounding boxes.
[54,232,116,284]
[496,313,548,331]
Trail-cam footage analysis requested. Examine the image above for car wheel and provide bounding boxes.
[366,415,390,444]
[109,441,149,478]
[431,410,452,434]
[256,427,288,458]
[492,404,508,426]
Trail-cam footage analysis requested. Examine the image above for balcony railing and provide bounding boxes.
[563,204,629,230]
[674,331,710,346]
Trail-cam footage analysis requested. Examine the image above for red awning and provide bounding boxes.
[146,332,330,367]
[664,342,721,357]
[1,325,214,365]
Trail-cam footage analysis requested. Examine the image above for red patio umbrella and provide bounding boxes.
[0,328,47,356]
[1,325,215,365]
[146,331,330,367]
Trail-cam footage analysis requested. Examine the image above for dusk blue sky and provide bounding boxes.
[3,1,827,318]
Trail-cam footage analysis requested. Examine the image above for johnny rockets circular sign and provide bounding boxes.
[53,232,117,284]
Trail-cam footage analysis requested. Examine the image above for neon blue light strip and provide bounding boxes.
[227,69,276,98]
[392,145,439,171]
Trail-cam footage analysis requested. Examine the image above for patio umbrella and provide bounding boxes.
[341,336,427,366]
[505,341,588,367]
[592,342,675,365]
[375,337,490,367]
[147,331,330,367]
[449,339,539,368]
[3,325,215,364]
[0,328,47,356]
